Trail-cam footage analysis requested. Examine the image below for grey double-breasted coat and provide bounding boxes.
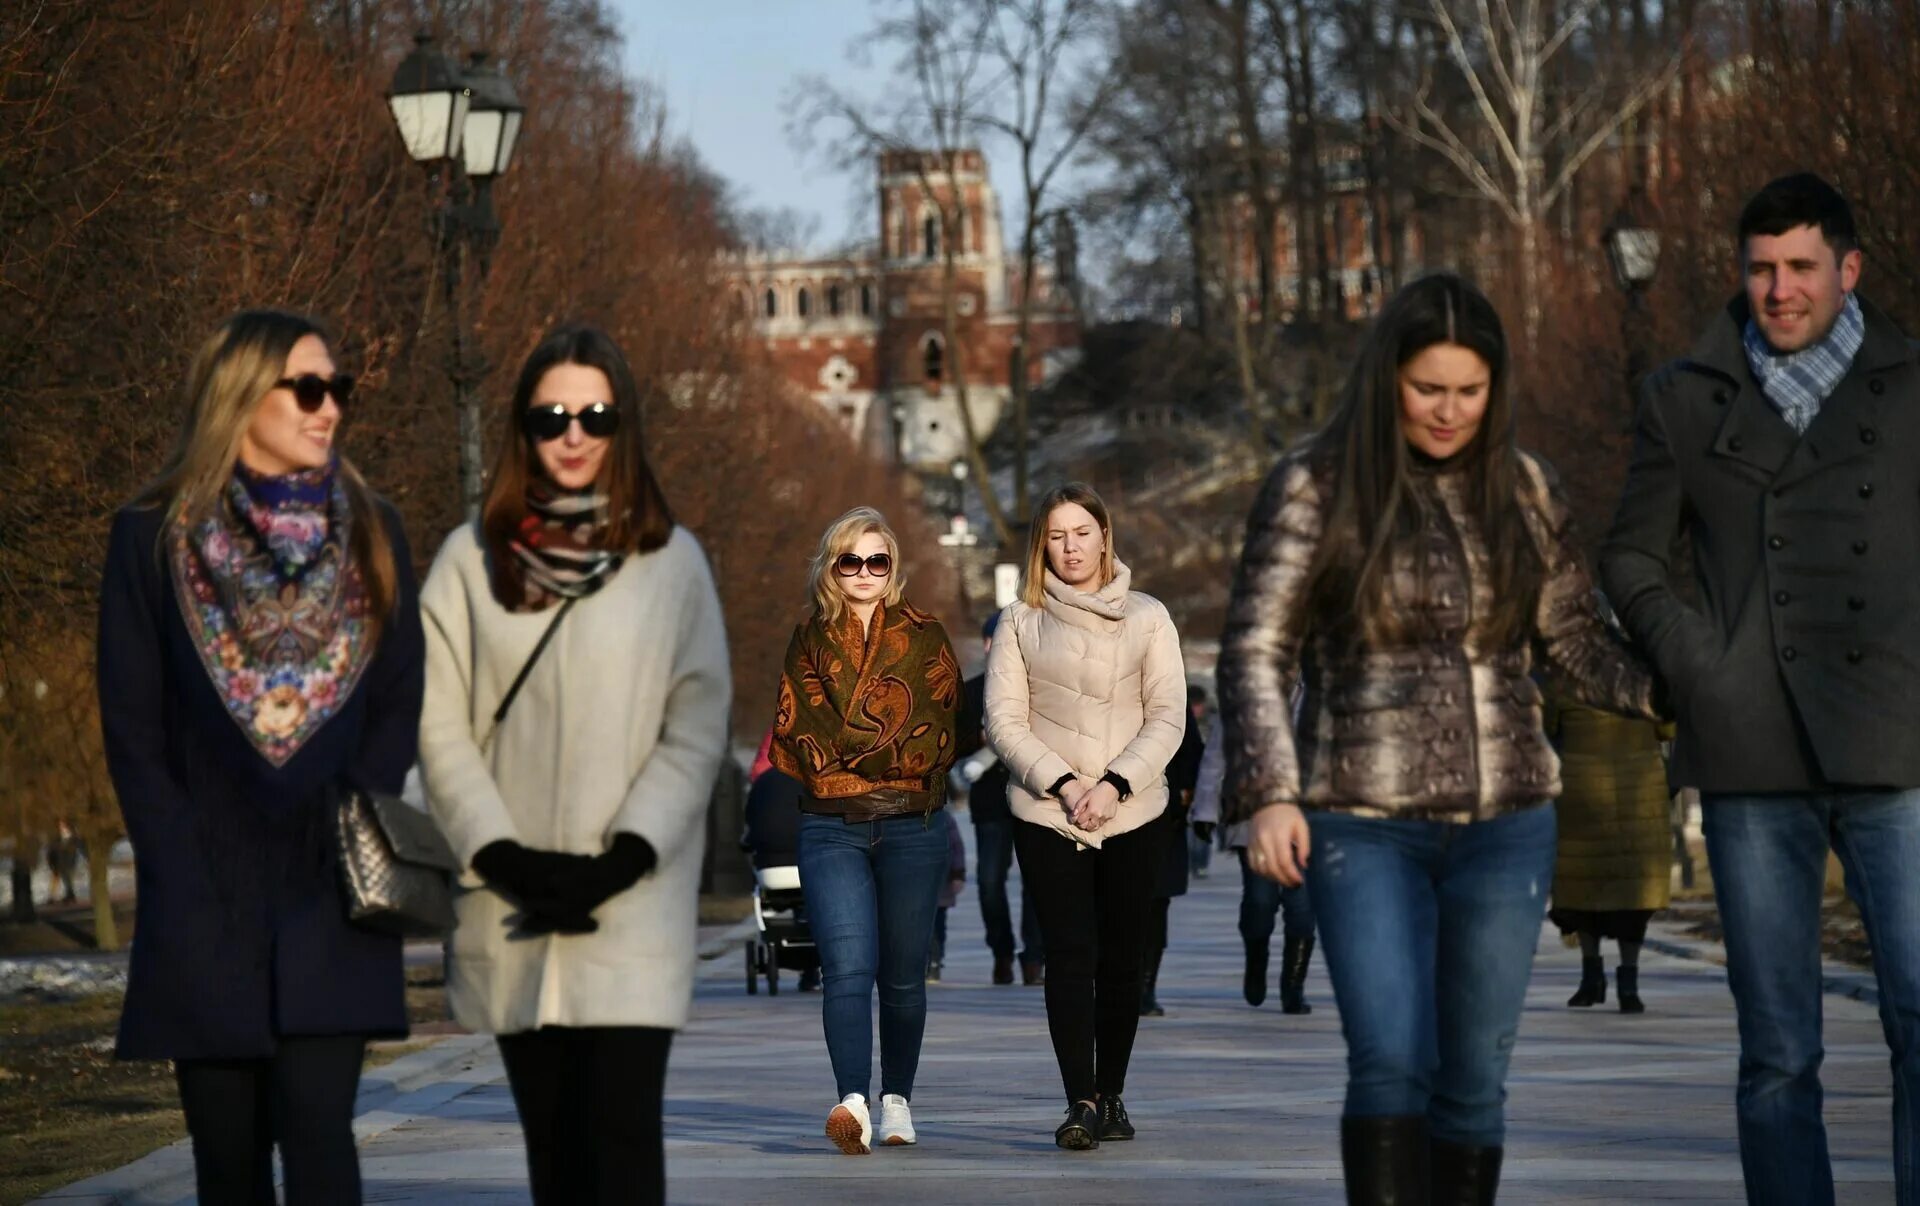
[1602,294,1920,794]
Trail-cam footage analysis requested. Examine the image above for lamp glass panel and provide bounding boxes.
[462,110,504,177]
[1613,228,1662,285]
[388,91,470,162]
[494,111,524,175]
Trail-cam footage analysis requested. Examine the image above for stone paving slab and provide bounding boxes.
[44,843,1903,1204]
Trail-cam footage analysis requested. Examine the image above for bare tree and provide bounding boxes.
[1388,0,1684,347]
[792,0,1018,548]
[974,0,1115,523]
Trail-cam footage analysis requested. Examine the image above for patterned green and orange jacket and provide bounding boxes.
[772,599,961,817]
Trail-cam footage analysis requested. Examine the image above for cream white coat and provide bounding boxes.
[418,524,731,1034]
[984,562,1187,849]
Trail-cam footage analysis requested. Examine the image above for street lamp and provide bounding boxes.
[387,34,527,519]
[1603,186,1663,408]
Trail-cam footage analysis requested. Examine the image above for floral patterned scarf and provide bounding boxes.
[170,460,373,767]
[771,600,962,799]
[507,479,624,613]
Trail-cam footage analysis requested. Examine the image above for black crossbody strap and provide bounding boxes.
[479,596,578,753]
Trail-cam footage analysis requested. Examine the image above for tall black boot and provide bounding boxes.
[1280,933,1315,1015]
[1430,1137,1502,1205]
[1138,947,1165,1017]
[1340,1115,1431,1205]
[1243,938,1270,1007]
[1616,965,1644,1014]
[1567,957,1606,1008]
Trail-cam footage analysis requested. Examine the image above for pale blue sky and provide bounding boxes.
[616,2,891,250]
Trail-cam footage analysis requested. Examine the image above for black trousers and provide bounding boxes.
[174,1034,367,1206]
[496,1025,674,1206]
[1014,819,1159,1104]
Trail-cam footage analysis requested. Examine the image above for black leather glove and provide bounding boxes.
[472,840,599,932]
[1192,821,1216,842]
[547,832,658,919]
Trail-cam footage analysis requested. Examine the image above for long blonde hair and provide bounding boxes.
[807,506,907,621]
[1020,482,1116,607]
[135,309,398,625]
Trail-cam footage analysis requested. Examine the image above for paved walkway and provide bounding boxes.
[45,844,1901,1204]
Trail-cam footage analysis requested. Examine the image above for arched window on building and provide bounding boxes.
[763,288,778,319]
[797,287,811,319]
[827,284,843,317]
[860,283,875,316]
[923,214,939,261]
[923,334,944,384]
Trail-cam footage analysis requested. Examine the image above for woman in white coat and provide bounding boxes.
[985,482,1187,1151]
[418,324,731,1206]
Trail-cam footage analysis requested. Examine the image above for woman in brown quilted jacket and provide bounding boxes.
[1218,273,1664,1204]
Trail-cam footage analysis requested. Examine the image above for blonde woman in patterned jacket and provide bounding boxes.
[1219,274,1664,1205]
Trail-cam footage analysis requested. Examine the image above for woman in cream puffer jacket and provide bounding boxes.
[985,482,1187,1152]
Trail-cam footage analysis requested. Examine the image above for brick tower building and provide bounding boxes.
[725,148,1080,482]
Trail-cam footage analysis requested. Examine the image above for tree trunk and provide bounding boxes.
[936,185,1016,549]
[10,858,34,923]
[88,839,117,950]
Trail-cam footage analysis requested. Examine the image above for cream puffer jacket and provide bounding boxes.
[984,562,1188,849]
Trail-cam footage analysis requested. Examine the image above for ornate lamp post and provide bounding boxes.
[387,34,527,518]
[1603,186,1663,408]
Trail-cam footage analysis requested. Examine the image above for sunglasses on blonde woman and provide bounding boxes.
[834,553,893,578]
[277,373,355,413]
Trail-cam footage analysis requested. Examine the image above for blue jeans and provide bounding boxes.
[1704,790,1920,1206]
[974,818,1044,963]
[1307,805,1557,1147]
[1238,848,1316,947]
[797,811,950,1102]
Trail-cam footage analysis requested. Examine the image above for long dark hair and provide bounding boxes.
[136,308,399,630]
[1304,273,1540,646]
[481,322,675,608]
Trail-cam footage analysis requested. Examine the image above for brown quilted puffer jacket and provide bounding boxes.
[1218,445,1661,824]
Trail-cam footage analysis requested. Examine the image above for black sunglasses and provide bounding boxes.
[277,373,355,413]
[834,553,893,578]
[523,402,620,442]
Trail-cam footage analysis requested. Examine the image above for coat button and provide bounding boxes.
[1855,540,1870,555]
[1782,646,1799,662]
[1729,436,1746,452]
[1768,535,1786,550]
[1848,649,1864,664]
[1861,483,1875,499]
[1862,427,1879,444]
[1774,591,1790,605]
[1850,596,1866,611]
[1871,378,1887,396]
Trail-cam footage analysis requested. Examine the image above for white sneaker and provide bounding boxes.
[878,1093,917,1145]
[825,1093,872,1155]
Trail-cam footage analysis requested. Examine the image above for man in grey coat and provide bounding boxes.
[1603,173,1920,1206]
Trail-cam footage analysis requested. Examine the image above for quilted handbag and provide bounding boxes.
[335,789,458,938]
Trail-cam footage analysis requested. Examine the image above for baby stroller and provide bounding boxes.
[746,862,818,996]
[741,767,819,995]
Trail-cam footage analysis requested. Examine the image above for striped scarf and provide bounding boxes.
[508,481,623,612]
[1744,293,1865,435]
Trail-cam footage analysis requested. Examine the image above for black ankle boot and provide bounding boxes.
[1139,948,1165,1017]
[1340,1115,1430,1205]
[1567,956,1606,1007]
[1617,965,1644,1014]
[1431,1137,1502,1205]
[1281,933,1314,1015]
[1244,939,1270,1007]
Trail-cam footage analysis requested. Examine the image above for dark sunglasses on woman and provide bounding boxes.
[277,373,355,413]
[834,553,893,578]
[523,402,621,442]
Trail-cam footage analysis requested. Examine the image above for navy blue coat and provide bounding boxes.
[97,501,425,1060]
